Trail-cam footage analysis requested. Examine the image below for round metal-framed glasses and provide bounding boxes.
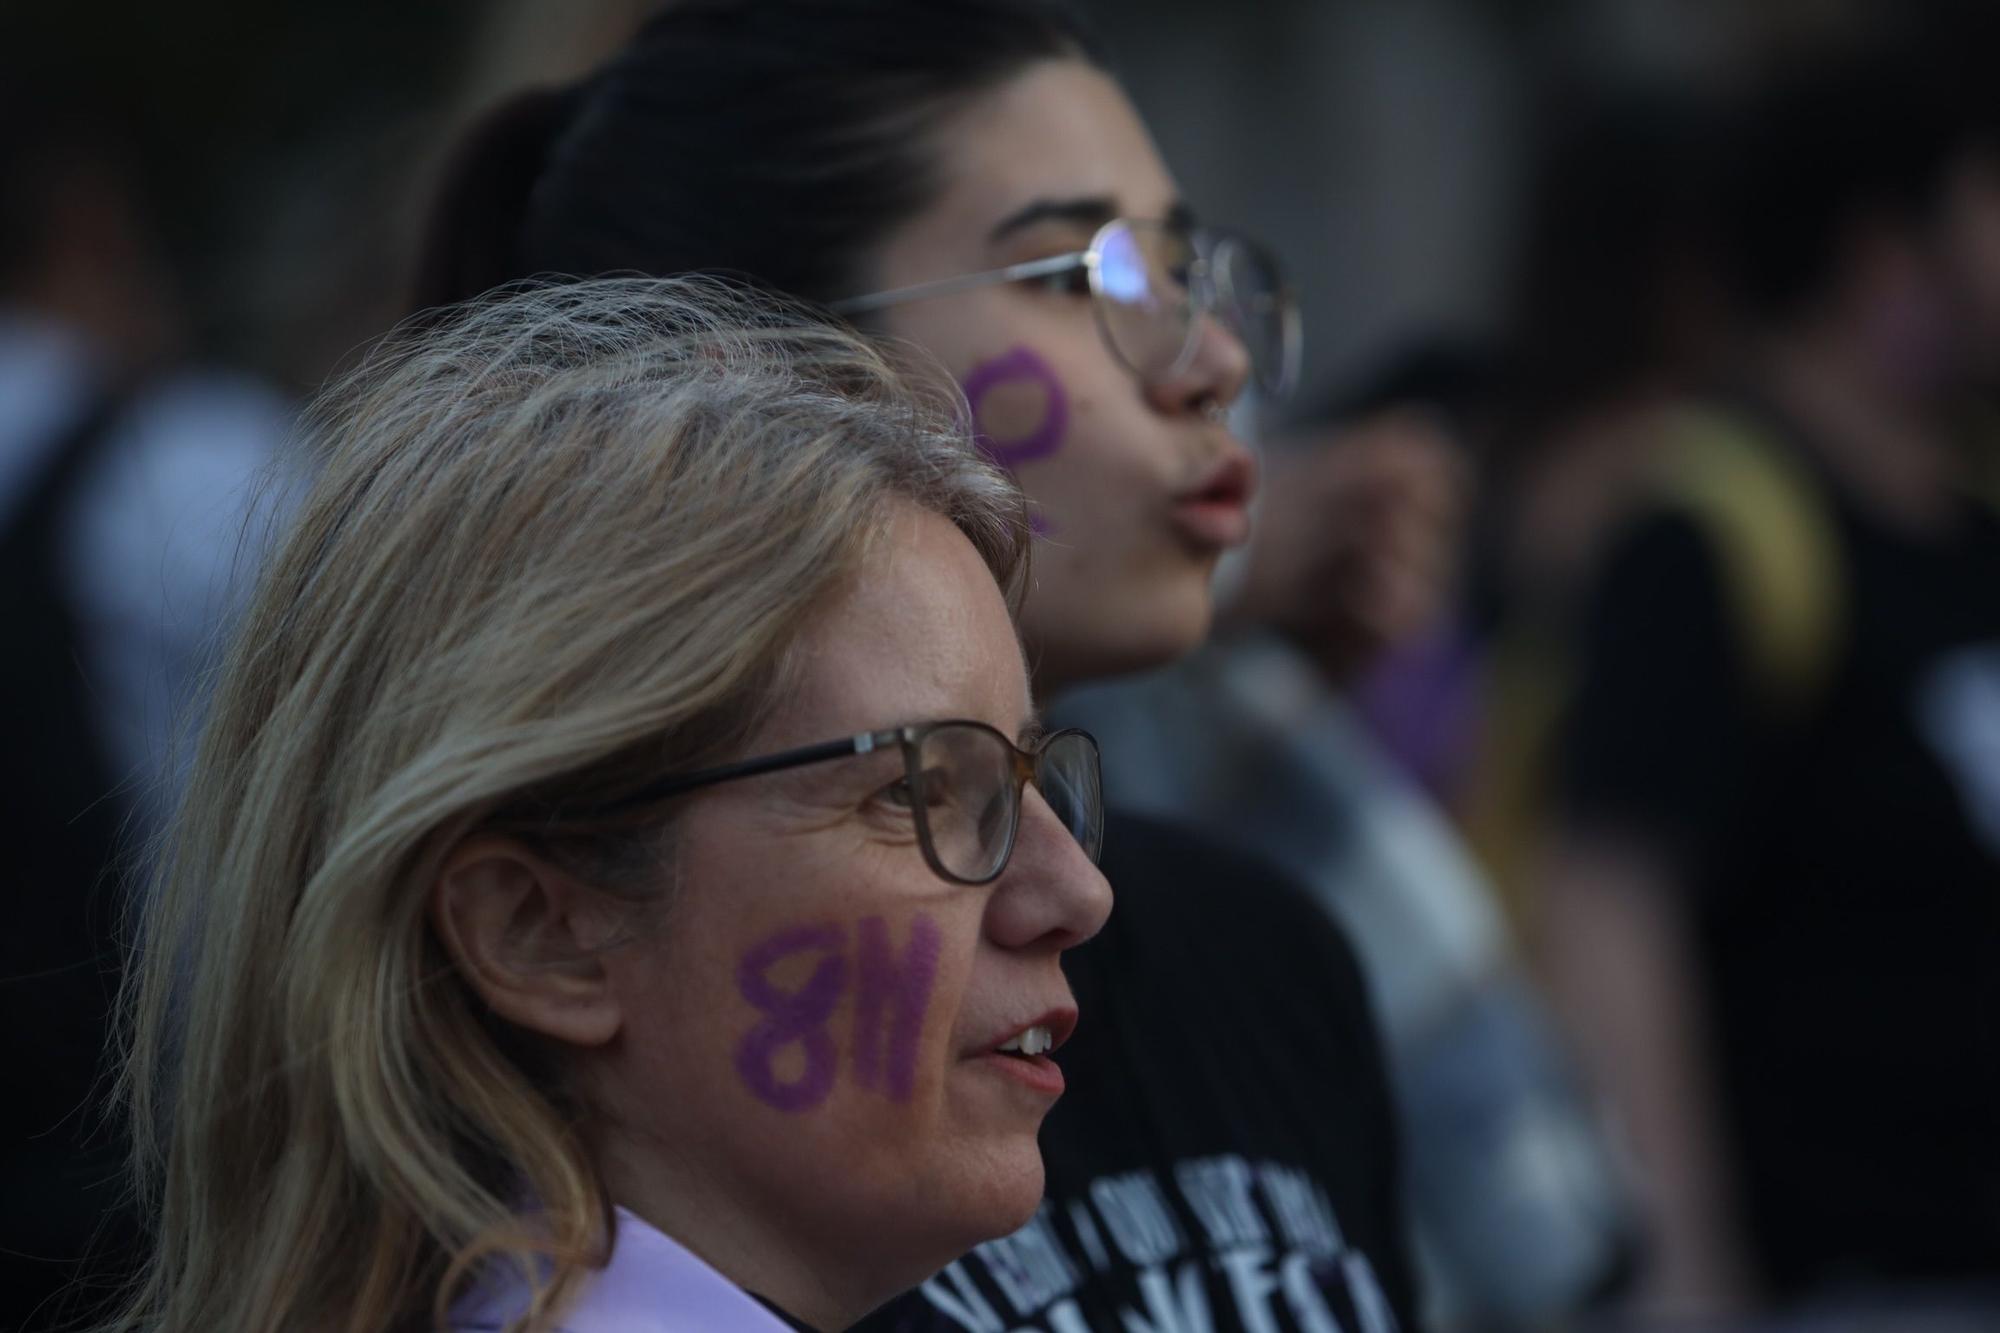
[833,217,1301,398]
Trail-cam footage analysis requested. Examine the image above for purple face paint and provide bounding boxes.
[850,913,943,1103]
[961,345,1070,471]
[734,923,848,1113]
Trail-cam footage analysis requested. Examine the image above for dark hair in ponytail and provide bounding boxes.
[413,0,1104,313]
[414,87,581,314]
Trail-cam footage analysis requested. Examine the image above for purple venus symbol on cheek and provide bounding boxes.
[850,914,943,1103]
[961,345,1070,468]
[962,346,1070,535]
[733,923,848,1113]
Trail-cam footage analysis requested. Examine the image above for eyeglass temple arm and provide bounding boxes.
[605,728,905,810]
[830,254,1088,315]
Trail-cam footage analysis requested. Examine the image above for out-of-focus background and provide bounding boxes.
[6,1,1999,1330]
[0,0,1973,396]
[0,0,1928,397]
[12,0,1987,399]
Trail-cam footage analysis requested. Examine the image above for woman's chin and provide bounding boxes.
[986,1150,1048,1234]
[928,1142,1048,1254]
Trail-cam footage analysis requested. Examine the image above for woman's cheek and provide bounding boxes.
[963,344,1076,536]
[725,910,957,1115]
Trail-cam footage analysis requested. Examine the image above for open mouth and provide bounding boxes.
[978,1012,1073,1098]
[1180,456,1254,509]
[1170,453,1256,549]
[986,1007,1075,1056]
[994,1025,1055,1058]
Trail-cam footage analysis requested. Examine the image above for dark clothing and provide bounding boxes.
[1,393,141,1331]
[859,812,1417,1333]
[1563,418,2000,1296]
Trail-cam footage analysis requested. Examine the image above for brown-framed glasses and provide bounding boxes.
[599,720,1103,886]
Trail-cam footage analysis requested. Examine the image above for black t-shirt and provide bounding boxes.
[857,811,1418,1333]
[1562,437,2000,1295]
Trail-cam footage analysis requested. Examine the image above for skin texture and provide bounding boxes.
[865,60,1255,694]
[437,506,1112,1331]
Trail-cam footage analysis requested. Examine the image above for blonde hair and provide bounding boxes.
[109,277,1029,1333]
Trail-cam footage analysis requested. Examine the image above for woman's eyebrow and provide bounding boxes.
[1016,715,1048,748]
[986,196,1200,245]
[987,195,1120,243]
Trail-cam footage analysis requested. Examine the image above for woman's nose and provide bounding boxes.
[1145,311,1252,418]
[983,787,1112,952]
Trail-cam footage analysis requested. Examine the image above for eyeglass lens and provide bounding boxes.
[1095,221,1295,397]
[1094,222,1200,382]
[1209,233,1296,396]
[913,724,1103,882]
[1035,732,1104,864]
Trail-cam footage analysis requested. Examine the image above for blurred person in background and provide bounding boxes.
[1931,6,2000,497]
[416,2,1422,1329]
[0,50,289,1333]
[1536,42,2000,1321]
[1458,83,1729,924]
[1327,348,1493,807]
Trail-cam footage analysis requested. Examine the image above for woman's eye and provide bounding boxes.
[875,771,951,811]
[1034,266,1092,297]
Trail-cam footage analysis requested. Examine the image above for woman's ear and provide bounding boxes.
[429,834,625,1048]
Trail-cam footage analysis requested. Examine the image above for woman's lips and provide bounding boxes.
[1171,495,1252,550]
[975,1048,1066,1096]
[1171,450,1256,550]
[971,1007,1076,1098]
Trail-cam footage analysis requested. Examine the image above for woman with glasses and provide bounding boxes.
[418,3,1419,1329]
[105,279,1111,1333]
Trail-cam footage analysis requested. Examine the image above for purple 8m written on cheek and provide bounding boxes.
[733,913,943,1113]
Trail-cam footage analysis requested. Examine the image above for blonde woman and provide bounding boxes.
[108,278,1112,1333]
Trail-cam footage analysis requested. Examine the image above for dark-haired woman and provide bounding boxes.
[420,5,1419,1329]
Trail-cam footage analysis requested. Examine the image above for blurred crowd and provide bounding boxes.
[5,1,1999,1330]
